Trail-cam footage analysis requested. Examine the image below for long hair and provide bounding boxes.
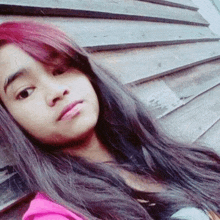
[0,21,219,220]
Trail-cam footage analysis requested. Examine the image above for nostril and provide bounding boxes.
[53,97,60,103]
[48,89,69,107]
[50,97,60,106]
[63,90,69,95]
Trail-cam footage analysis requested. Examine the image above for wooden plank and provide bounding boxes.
[32,18,220,50]
[132,79,184,118]
[132,59,220,118]
[0,16,218,51]
[0,196,32,220]
[158,85,220,143]
[92,41,220,85]
[191,0,220,37]
[132,60,220,145]
[0,0,209,26]
[212,0,220,11]
[196,119,220,155]
[0,173,30,213]
[163,59,220,103]
[137,0,198,10]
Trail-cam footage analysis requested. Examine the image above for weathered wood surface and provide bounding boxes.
[197,120,220,155]
[0,0,208,26]
[158,84,220,143]
[53,19,218,50]
[0,196,31,220]
[212,0,220,11]
[138,0,198,10]
[92,41,220,85]
[0,172,15,185]
[0,16,218,51]
[0,173,30,212]
[132,59,220,118]
[163,59,220,103]
[132,79,184,118]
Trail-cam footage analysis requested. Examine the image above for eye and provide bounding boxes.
[52,67,68,76]
[16,87,34,100]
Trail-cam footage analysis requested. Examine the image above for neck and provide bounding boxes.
[63,131,114,163]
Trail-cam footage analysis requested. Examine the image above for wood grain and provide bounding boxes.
[92,41,220,85]
[163,59,220,103]
[0,0,208,26]
[0,174,30,212]
[131,59,220,119]
[0,16,218,51]
[0,196,31,220]
[132,79,184,118]
[159,85,220,143]
[137,0,198,10]
[196,119,220,155]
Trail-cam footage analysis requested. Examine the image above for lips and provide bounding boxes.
[58,101,83,121]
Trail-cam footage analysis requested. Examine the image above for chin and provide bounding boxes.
[42,127,96,146]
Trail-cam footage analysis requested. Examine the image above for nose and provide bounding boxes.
[45,82,69,107]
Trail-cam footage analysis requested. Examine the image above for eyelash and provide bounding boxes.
[16,87,34,100]
[15,67,69,100]
[52,67,69,76]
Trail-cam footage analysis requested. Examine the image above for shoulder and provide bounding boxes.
[22,192,85,220]
[171,207,210,220]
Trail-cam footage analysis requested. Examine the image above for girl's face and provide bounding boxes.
[0,44,100,145]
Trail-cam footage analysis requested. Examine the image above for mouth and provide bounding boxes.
[58,100,83,121]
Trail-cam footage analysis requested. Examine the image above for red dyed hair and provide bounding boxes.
[0,21,81,65]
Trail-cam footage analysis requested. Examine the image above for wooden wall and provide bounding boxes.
[0,0,220,219]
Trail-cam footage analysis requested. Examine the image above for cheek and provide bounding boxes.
[10,109,32,130]
[87,86,100,115]
[6,102,45,132]
[69,76,99,110]
[90,96,99,121]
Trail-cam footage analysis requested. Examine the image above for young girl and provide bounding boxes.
[0,21,219,220]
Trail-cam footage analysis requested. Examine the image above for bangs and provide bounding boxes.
[0,20,92,74]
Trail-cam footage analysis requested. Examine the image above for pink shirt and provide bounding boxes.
[23,193,86,220]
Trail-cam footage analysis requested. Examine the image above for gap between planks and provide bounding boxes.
[158,84,220,143]
[0,16,217,51]
[92,42,220,85]
[132,59,220,119]
[0,0,209,26]
[137,0,198,11]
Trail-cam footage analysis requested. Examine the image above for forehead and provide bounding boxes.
[0,44,36,96]
[0,44,34,72]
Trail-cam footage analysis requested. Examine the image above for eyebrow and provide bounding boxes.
[4,69,27,93]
